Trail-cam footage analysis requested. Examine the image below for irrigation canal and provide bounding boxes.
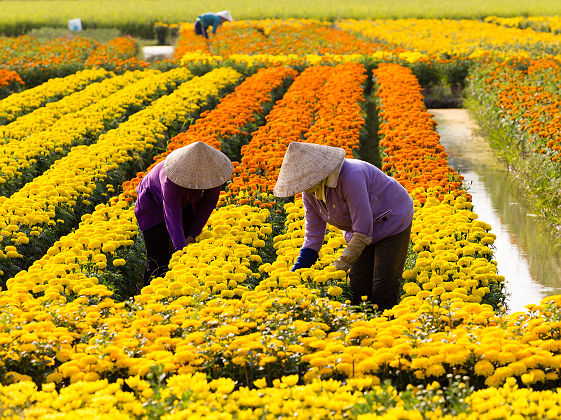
[431,109,561,314]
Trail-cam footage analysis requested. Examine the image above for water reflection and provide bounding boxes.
[430,109,561,314]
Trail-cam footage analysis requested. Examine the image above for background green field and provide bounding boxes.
[3,0,561,37]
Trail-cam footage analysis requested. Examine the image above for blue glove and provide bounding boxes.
[291,248,319,271]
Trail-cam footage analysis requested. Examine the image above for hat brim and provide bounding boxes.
[163,142,233,189]
[273,142,345,197]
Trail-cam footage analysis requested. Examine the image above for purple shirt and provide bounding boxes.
[302,159,414,252]
[134,162,220,250]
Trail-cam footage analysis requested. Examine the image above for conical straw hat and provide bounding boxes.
[163,142,233,189]
[216,10,233,22]
[273,142,345,197]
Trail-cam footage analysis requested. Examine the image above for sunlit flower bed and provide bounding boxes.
[0,67,241,281]
[174,19,400,62]
[0,68,109,125]
[339,18,561,58]
[0,69,151,195]
[84,35,150,73]
[0,34,147,87]
[1,60,560,417]
[469,57,561,162]
[1,21,561,415]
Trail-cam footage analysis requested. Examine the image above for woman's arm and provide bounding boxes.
[301,192,327,252]
[187,187,220,238]
[161,179,188,251]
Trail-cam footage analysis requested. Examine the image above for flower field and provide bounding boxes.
[0,17,561,419]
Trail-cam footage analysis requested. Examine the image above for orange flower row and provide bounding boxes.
[0,35,99,86]
[85,36,150,73]
[119,66,298,204]
[374,63,466,204]
[174,20,398,60]
[225,63,369,207]
[0,69,24,90]
[373,63,502,306]
[173,25,211,61]
[223,65,334,206]
[472,58,561,162]
[304,62,367,155]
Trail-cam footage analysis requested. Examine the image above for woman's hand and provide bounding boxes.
[333,232,372,272]
[292,248,319,271]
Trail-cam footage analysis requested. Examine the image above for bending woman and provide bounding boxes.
[274,141,414,311]
[135,142,232,285]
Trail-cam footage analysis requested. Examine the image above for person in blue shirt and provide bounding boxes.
[194,10,233,38]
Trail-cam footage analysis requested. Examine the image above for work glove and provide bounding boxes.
[292,248,319,271]
[333,232,372,272]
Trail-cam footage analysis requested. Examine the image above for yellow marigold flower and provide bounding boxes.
[253,377,267,389]
[281,375,299,387]
[112,258,126,266]
[328,286,343,297]
[102,243,117,253]
[15,235,29,244]
[403,282,421,295]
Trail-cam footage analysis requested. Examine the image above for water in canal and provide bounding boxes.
[431,109,561,314]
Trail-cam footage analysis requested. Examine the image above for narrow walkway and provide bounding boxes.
[431,109,561,314]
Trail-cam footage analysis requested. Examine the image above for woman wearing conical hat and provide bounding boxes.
[274,141,414,311]
[194,10,233,39]
[135,142,232,285]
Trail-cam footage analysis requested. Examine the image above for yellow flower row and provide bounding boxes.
[0,67,242,274]
[6,199,137,297]
[140,204,270,302]
[0,70,142,144]
[263,199,350,294]
[292,287,561,388]
[0,201,348,385]
[373,63,501,306]
[0,68,109,124]
[3,363,561,418]
[401,193,502,305]
[181,51,385,68]
[0,69,155,194]
[485,15,561,34]
[339,19,561,58]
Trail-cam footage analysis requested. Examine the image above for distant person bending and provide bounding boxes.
[194,10,233,39]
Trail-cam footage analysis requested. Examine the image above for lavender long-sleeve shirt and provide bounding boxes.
[134,162,220,250]
[302,159,414,251]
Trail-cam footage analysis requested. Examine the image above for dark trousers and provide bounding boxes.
[349,223,412,311]
[194,21,208,38]
[142,206,193,285]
